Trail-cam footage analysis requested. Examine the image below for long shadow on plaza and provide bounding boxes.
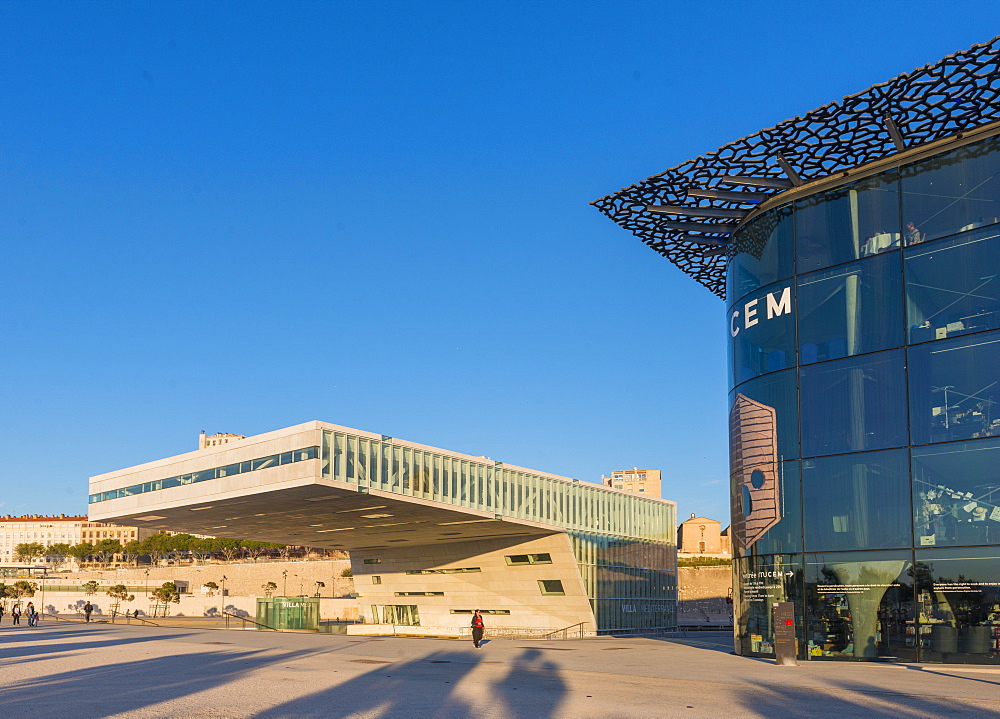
[0,629,311,717]
[0,626,193,665]
[256,647,566,719]
[731,676,1000,718]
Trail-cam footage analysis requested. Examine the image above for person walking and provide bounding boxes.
[83,601,93,623]
[471,609,485,649]
[12,605,21,625]
[25,602,36,627]
[0,604,5,624]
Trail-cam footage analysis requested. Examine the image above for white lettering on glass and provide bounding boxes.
[744,299,759,328]
[731,311,741,337]
[766,287,792,319]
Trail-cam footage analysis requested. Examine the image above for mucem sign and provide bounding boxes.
[595,36,1000,664]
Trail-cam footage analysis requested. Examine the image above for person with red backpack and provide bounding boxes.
[471,609,485,648]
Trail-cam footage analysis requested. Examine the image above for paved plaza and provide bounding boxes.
[2,623,1000,718]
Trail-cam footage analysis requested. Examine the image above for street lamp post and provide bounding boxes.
[39,568,47,624]
[221,575,227,617]
[282,570,288,597]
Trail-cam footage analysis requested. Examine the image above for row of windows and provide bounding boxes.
[737,435,1000,556]
[395,591,444,597]
[728,133,1000,304]
[733,330,1000,460]
[377,585,563,598]
[321,430,674,542]
[736,548,1000,663]
[405,567,481,574]
[731,224,1000,387]
[88,447,320,503]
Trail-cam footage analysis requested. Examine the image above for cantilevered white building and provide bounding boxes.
[88,421,677,635]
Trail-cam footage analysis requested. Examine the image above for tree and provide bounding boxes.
[93,539,123,568]
[14,542,46,562]
[138,533,172,566]
[122,540,141,567]
[106,584,135,616]
[67,542,95,564]
[151,581,181,604]
[150,582,181,618]
[10,580,38,599]
[203,581,219,596]
[340,567,353,578]
[82,580,100,596]
[45,542,73,570]
[261,581,277,598]
[218,538,243,563]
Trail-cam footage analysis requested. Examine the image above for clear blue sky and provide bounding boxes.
[0,2,995,525]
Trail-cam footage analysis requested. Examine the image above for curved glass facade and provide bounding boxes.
[729,132,1000,663]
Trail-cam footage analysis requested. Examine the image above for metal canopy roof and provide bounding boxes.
[592,36,1000,299]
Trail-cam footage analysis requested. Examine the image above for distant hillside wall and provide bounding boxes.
[678,564,732,617]
[35,592,358,621]
[48,559,354,598]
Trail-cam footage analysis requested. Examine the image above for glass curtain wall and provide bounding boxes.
[728,131,1000,663]
[320,429,677,632]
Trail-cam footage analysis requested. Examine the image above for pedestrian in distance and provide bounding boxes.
[0,604,5,624]
[12,606,21,625]
[83,601,93,623]
[25,602,36,627]
[471,609,485,649]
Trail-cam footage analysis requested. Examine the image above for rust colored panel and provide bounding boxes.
[729,394,780,550]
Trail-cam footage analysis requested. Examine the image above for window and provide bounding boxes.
[913,546,1000,663]
[363,558,381,565]
[796,171,900,273]
[538,580,565,595]
[89,446,321,503]
[800,350,908,457]
[394,592,444,597]
[405,567,481,574]
[252,455,279,471]
[802,450,911,551]
[371,576,381,585]
[505,553,552,566]
[912,438,1000,547]
[907,331,1000,445]
[731,281,796,384]
[902,135,1000,245]
[904,227,1000,344]
[729,205,794,304]
[803,551,914,662]
[381,605,419,626]
[797,253,903,363]
[450,609,511,615]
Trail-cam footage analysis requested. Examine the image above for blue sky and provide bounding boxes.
[0,2,995,525]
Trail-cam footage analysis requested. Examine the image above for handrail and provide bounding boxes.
[459,622,587,640]
[223,610,277,631]
[110,610,160,627]
[40,612,84,623]
[542,622,586,639]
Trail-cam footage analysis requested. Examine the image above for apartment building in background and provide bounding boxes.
[0,514,155,566]
[601,468,661,497]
